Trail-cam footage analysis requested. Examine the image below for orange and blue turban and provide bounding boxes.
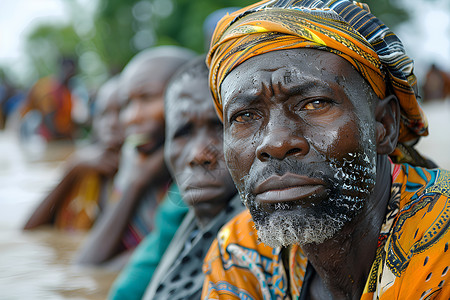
[207,0,428,146]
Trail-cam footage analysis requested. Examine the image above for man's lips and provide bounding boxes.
[184,182,222,191]
[182,179,224,199]
[253,172,326,204]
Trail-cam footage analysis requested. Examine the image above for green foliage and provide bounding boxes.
[153,0,255,52]
[93,1,138,72]
[364,0,410,28]
[25,24,81,80]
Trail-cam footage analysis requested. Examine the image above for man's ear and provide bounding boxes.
[375,94,400,155]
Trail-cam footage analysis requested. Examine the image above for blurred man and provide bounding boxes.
[23,76,124,231]
[422,63,450,102]
[142,55,242,299]
[76,46,194,267]
[109,56,243,300]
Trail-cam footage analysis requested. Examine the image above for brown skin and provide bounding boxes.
[67,79,124,177]
[23,78,124,230]
[220,49,400,299]
[164,73,237,227]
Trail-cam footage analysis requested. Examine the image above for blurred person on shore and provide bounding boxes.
[23,76,125,231]
[422,63,450,102]
[19,57,78,142]
[75,46,195,269]
[0,70,26,129]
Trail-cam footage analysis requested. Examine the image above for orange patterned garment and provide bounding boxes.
[202,163,450,299]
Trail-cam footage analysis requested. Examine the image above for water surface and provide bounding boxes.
[0,130,118,300]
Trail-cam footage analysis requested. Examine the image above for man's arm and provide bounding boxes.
[74,147,170,266]
[23,166,80,229]
[23,145,120,230]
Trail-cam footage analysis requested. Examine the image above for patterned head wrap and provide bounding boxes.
[206,0,428,146]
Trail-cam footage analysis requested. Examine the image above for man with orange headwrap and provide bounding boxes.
[202,0,450,299]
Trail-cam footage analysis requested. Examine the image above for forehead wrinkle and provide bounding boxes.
[223,89,263,116]
[273,71,333,98]
[222,61,343,117]
[222,67,276,109]
[223,75,337,118]
[166,98,189,125]
[260,77,275,99]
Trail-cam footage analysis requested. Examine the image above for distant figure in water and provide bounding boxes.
[19,57,78,142]
[23,76,125,231]
[422,63,450,102]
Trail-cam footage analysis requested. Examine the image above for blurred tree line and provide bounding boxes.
[24,0,410,90]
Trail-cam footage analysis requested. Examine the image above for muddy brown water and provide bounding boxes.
[0,130,118,300]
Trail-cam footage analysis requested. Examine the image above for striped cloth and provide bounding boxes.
[206,0,428,148]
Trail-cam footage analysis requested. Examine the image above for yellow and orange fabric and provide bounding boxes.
[202,163,450,299]
[54,172,104,230]
[206,0,428,146]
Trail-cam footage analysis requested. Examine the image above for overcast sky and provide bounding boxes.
[0,0,68,62]
[0,0,449,83]
[396,0,450,79]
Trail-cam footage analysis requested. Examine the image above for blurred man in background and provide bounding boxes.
[75,46,195,268]
[23,76,124,231]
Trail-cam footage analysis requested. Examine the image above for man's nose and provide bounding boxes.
[256,121,310,161]
[188,136,219,169]
[105,111,121,129]
[121,102,143,127]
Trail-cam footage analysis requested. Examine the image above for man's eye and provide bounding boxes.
[302,99,329,110]
[174,124,192,138]
[233,112,260,123]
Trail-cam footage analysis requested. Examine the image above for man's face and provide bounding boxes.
[220,49,378,247]
[165,74,237,225]
[93,87,124,150]
[120,64,166,152]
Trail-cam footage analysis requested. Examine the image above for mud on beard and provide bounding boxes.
[241,151,376,248]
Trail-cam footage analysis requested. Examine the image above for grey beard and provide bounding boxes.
[253,195,358,248]
[241,149,376,248]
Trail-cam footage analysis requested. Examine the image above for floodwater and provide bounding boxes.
[0,99,448,300]
[0,130,118,300]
